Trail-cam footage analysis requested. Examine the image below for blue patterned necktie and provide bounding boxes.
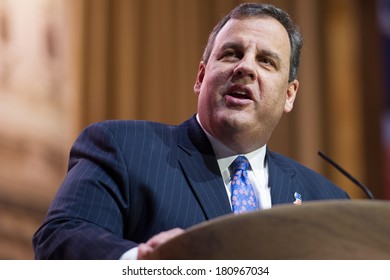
[230,156,258,214]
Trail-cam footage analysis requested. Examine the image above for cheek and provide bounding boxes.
[261,83,288,112]
[200,69,229,95]
[273,92,288,112]
[206,63,231,82]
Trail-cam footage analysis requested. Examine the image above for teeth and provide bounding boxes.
[230,91,249,99]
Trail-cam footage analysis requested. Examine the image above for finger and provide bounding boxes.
[137,243,153,260]
[146,228,185,248]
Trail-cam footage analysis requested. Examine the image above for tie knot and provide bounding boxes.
[232,156,249,172]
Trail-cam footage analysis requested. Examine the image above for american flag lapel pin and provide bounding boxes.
[293,192,302,205]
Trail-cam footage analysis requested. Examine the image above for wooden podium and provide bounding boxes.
[150,200,390,259]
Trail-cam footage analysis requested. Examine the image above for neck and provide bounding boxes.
[221,134,267,154]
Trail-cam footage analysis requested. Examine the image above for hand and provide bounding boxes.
[137,228,184,260]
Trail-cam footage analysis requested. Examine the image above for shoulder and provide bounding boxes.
[87,119,175,133]
[267,151,314,173]
[80,119,180,140]
[267,150,350,198]
[267,150,327,180]
[69,119,183,165]
[71,120,183,156]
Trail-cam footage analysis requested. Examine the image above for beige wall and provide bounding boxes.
[0,0,72,259]
[0,0,385,259]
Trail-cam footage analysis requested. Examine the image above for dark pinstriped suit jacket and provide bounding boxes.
[33,115,349,259]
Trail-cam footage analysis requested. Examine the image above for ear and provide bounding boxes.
[194,62,206,96]
[284,79,299,113]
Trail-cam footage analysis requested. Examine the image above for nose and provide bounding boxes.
[233,56,257,81]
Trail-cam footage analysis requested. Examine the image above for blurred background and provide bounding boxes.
[0,0,388,259]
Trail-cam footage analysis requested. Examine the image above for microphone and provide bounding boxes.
[318,151,374,199]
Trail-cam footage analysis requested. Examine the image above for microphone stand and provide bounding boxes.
[318,151,375,199]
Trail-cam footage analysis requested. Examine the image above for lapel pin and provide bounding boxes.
[293,192,302,205]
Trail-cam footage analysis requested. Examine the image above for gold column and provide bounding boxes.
[322,0,366,197]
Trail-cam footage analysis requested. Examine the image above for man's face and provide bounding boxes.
[194,17,299,153]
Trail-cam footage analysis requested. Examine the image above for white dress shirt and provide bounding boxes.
[196,115,272,210]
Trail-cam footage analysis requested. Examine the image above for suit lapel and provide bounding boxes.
[267,150,299,206]
[175,117,303,214]
[177,116,232,220]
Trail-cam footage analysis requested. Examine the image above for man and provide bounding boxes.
[33,3,349,260]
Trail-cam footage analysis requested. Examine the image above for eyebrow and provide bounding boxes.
[220,41,243,51]
[258,49,281,62]
[215,42,243,60]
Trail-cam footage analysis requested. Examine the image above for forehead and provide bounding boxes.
[213,17,291,57]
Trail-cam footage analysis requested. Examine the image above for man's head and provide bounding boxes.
[201,3,303,82]
[194,3,302,153]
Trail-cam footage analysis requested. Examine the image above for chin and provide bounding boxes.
[219,112,255,130]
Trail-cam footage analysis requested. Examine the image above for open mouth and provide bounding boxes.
[228,92,251,100]
[224,88,254,106]
[225,84,254,101]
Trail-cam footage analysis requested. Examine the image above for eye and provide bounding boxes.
[224,50,236,57]
[219,49,242,61]
[258,57,275,66]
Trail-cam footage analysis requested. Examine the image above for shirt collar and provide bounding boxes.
[196,114,267,184]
